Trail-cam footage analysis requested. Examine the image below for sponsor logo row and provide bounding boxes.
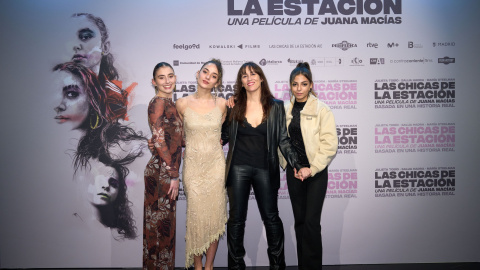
[173,57,455,67]
[173,41,456,50]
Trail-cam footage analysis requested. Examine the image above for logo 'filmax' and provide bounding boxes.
[333,41,357,51]
[173,44,200,50]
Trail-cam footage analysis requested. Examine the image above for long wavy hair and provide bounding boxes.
[53,62,146,172]
[230,62,274,125]
[72,13,119,87]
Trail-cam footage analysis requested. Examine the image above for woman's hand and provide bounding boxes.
[147,137,155,153]
[168,179,179,200]
[226,96,236,108]
[293,168,302,180]
[295,167,312,181]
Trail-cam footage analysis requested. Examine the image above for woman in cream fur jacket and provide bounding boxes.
[279,62,338,270]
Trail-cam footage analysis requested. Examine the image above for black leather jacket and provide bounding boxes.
[221,99,301,189]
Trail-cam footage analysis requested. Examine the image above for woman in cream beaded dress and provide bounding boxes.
[175,59,227,270]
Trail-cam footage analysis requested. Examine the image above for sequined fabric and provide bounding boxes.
[182,106,227,268]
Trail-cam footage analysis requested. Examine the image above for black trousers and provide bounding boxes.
[286,165,328,270]
[227,164,286,270]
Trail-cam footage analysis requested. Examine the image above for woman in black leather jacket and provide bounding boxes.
[221,62,311,270]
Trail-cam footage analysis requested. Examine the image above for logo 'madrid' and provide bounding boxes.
[433,42,456,47]
[438,57,455,65]
[333,41,357,51]
[370,58,385,65]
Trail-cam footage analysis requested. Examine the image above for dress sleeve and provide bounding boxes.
[148,98,182,179]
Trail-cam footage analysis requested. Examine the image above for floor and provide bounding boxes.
[41,262,479,270]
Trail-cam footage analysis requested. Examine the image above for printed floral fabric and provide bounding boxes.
[143,97,183,270]
[182,106,227,268]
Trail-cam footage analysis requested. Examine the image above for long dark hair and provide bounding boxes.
[72,13,119,87]
[231,62,274,124]
[95,159,136,240]
[53,62,146,172]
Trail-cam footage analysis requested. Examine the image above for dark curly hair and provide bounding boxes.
[94,159,137,240]
[53,62,146,172]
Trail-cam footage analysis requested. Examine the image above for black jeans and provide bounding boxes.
[286,165,328,270]
[227,164,286,270]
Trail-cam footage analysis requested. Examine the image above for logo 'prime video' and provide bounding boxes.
[173,44,200,50]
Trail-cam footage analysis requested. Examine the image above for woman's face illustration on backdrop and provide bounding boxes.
[53,70,89,130]
[85,159,120,206]
[69,16,105,75]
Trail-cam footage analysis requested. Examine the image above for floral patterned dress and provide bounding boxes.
[143,96,183,270]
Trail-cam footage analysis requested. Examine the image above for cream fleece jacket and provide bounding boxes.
[279,94,338,176]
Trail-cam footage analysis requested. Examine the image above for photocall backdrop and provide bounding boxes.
[1,0,479,268]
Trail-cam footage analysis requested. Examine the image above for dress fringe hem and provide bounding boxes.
[184,219,227,268]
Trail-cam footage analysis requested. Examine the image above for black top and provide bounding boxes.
[289,100,310,167]
[232,119,268,168]
[222,99,302,189]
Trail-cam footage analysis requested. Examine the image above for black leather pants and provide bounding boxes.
[227,164,286,270]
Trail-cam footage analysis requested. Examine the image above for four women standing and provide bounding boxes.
[145,61,337,269]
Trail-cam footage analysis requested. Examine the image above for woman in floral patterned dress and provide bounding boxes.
[143,62,184,270]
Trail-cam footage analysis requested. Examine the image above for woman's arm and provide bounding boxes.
[276,101,302,171]
[276,103,312,180]
[221,107,232,145]
[148,98,182,179]
[309,107,338,176]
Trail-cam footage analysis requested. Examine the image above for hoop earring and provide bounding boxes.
[90,113,99,130]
